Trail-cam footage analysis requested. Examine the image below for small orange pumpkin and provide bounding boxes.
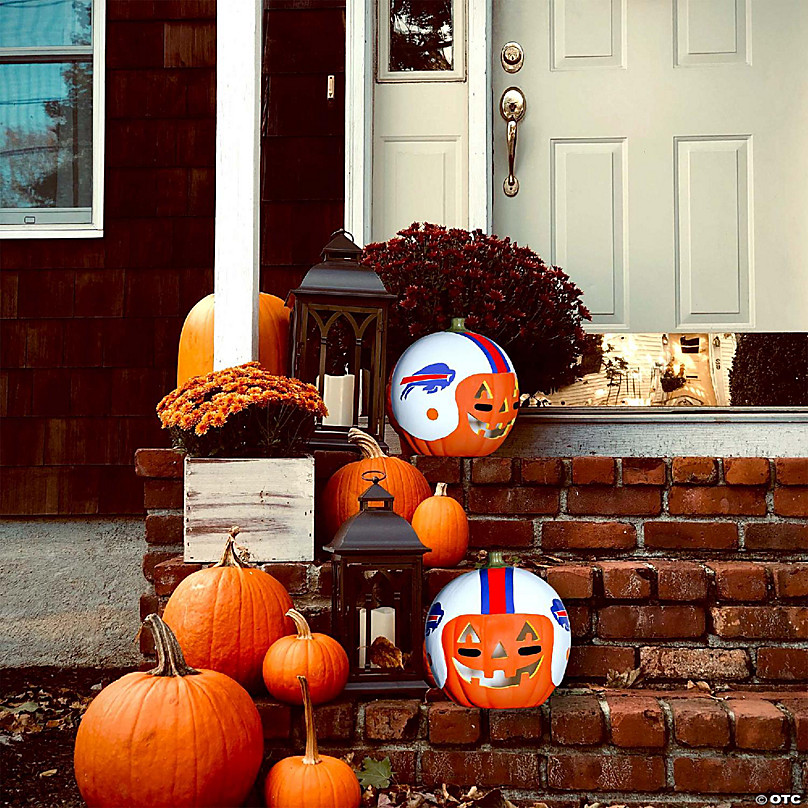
[74,614,263,808]
[265,676,361,808]
[176,293,290,387]
[321,428,431,537]
[411,482,469,568]
[262,608,349,705]
[162,528,294,692]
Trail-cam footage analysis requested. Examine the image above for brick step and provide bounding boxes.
[253,689,807,801]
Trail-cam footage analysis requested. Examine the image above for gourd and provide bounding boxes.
[264,676,361,808]
[321,428,431,537]
[411,482,469,568]
[74,614,263,808]
[176,293,290,386]
[162,528,293,692]
[262,609,349,705]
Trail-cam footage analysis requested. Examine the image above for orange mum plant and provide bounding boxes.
[157,362,327,457]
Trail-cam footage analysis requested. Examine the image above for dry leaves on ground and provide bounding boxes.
[0,685,93,745]
[361,783,548,807]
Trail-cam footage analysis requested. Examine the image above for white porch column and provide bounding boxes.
[213,0,263,369]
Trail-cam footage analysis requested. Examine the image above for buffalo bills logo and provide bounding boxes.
[400,363,456,400]
[551,599,570,631]
[425,602,444,636]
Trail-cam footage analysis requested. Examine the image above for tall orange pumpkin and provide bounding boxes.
[321,428,431,537]
[74,614,264,808]
[411,482,469,567]
[265,676,361,808]
[162,528,294,692]
[176,293,290,386]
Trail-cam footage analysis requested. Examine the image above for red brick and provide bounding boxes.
[254,700,292,740]
[780,699,808,750]
[774,486,808,517]
[606,696,665,748]
[425,568,466,601]
[572,456,616,485]
[672,456,718,484]
[598,606,705,639]
[712,606,808,639]
[550,695,605,745]
[770,563,808,599]
[314,564,332,597]
[468,486,559,515]
[420,751,539,789]
[548,753,665,792]
[567,646,637,679]
[756,648,808,681]
[468,518,535,549]
[673,757,791,794]
[775,458,808,486]
[139,592,159,621]
[428,703,481,745]
[746,523,808,551]
[567,486,661,516]
[669,486,767,516]
[364,700,420,740]
[598,562,652,600]
[729,699,787,750]
[143,550,185,585]
[152,556,201,596]
[671,698,730,747]
[568,605,592,636]
[143,479,183,510]
[622,457,666,486]
[644,521,737,550]
[545,565,594,599]
[654,561,708,601]
[723,457,770,486]
[640,647,751,682]
[471,457,513,484]
[542,521,636,550]
[520,457,564,485]
[135,448,185,478]
[261,563,308,595]
[411,456,462,484]
[145,513,183,546]
[489,709,542,743]
[708,562,768,601]
[310,699,355,741]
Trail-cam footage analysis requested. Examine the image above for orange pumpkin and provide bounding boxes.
[321,428,431,537]
[411,482,469,568]
[265,676,361,808]
[262,608,349,705]
[74,614,263,808]
[176,293,290,387]
[162,528,294,692]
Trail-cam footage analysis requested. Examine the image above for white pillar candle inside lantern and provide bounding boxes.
[319,373,356,426]
[358,606,396,667]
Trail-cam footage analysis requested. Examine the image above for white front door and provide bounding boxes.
[491,0,808,332]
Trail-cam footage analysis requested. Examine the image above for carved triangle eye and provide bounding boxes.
[459,623,481,643]
[516,621,538,642]
[474,381,493,400]
[492,642,508,659]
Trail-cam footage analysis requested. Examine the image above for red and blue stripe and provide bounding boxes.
[458,331,512,374]
[480,567,515,614]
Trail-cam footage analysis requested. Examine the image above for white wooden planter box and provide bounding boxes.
[184,456,314,563]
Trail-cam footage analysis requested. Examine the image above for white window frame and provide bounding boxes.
[0,0,106,240]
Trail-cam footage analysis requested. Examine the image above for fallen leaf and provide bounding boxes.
[358,756,394,790]
[686,680,712,693]
[39,769,58,778]
[369,636,405,670]
[10,701,40,714]
[605,668,643,688]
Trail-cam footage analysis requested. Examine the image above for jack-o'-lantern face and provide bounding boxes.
[440,613,555,709]
[454,373,519,442]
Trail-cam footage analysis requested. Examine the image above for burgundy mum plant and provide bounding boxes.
[362,223,591,394]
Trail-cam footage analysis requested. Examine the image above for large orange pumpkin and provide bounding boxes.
[262,608,349,705]
[265,676,361,808]
[321,428,431,537]
[411,482,469,568]
[74,614,263,808]
[162,528,294,692]
[176,292,290,386]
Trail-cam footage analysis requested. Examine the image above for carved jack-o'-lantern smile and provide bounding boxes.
[456,373,519,441]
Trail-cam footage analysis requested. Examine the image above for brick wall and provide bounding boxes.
[135,449,807,800]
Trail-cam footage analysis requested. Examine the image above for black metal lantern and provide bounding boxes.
[288,230,396,451]
[325,471,429,695]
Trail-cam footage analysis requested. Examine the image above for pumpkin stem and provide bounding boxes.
[449,317,467,332]
[145,614,200,678]
[348,428,386,459]
[214,527,252,569]
[299,675,321,765]
[287,608,313,640]
[434,482,448,497]
[486,550,507,568]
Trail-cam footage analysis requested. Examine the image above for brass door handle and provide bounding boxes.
[500,87,526,197]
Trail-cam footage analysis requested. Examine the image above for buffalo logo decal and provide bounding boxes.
[399,363,456,400]
[551,599,570,631]
[425,602,445,636]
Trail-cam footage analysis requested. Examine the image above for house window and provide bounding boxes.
[0,0,104,237]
